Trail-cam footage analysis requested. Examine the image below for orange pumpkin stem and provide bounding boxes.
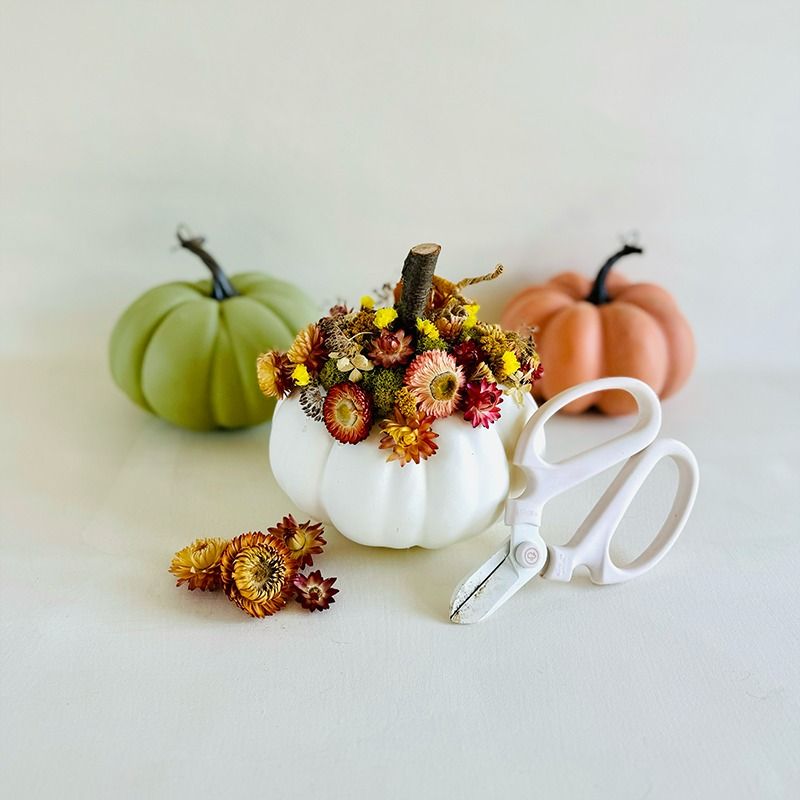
[176,226,239,301]
[586,243,644,305]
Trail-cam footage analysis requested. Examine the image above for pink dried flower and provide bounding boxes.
[404,350,465,418]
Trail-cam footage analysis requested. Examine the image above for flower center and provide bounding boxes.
[334,398,358,428]
[233,545,287,602]
[430,372,457,401]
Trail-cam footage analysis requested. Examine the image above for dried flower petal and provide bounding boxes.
[169,538,227,591]
[220,532,298,618]
[379,408,439,465]
[463,379,504,428]
[404,350,465,418]
[287,323,327,372]
[293,570,339,612]
[268,515,327,567]
[368,328,414,368]
[256,351,294,398]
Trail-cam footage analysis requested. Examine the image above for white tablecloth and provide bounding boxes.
[2,360,798,798]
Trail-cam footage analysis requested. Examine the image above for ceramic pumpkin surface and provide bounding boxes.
[110,230,317,430]
[269,392,538,549]
[502,244,695,415]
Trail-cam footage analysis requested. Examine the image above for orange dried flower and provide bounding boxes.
[219,532,298,618]
[268,515,327,567]
[379,408,439,466]
[256,351,294,398]
[169,538,227,591]
[287,323,327,373]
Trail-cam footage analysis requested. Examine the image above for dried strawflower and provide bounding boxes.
[462,304,479,329]
[416,318,440,340]
[500,350,521,379]
[463,379,504,428]
[435,316,464,342]
[452,339,484,373]
[268,515,327,567]
[299,382,325,421]
[368,328,414,368]
[169,538,227,591]
[373,307,398,329]
[287,323,327,373]
[256,351,294,398]
[220,532,298,618]
[291,364,311,386]
[379,409,439,465]
[404,350,465,418]
[323,382,373,443]
[293,571,339,612]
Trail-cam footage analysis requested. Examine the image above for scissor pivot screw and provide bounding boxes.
[515,542,541,568]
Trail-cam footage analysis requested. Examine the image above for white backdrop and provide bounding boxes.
[2,0,799,368]
[3,3,800,799]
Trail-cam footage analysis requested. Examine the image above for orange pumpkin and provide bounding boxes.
[501,244,695,415]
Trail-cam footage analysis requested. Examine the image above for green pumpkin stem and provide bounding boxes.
[176,228,239,301]
[586,243,644,305]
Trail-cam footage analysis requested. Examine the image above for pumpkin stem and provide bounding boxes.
[176,227,239,301]
[397,243,441,328]
[586,243,644,305]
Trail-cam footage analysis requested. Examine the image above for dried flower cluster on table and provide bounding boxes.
[256,244,542,465]
[169,516,338,618]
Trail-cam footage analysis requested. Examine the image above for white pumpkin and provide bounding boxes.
[269,392,540,549]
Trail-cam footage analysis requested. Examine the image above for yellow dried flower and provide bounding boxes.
[394,386,419,419]
[416,318,440,340]
[360,295,375,309]
[462,304,479,329]
[291,364,311,386]
[501,351,520,376]
[374,307,398,329]
[169,538,228,591]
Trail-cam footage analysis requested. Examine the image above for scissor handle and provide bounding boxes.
[543,437,699,585]
[506,378,662,527]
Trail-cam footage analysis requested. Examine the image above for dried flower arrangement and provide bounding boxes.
[169,516,338,617]
[256,244,543,465]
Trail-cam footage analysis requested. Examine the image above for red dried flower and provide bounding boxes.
[368,328,414,368]
[268,515,327,567]
[530,363,544,382]
[323,382,373,444]
[293,570,339,612]
[452,340,484,373]
[462,379,504,428]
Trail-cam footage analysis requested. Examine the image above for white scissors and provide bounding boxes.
[450,377,699,624]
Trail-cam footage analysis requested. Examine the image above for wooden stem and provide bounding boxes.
[176,227,239,301]
[397,243,441,328]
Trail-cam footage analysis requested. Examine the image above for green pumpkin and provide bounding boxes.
[109,231,317,430]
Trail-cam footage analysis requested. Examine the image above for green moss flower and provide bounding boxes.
[319,358,349,390]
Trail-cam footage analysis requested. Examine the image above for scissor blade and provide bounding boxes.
[450,539,540,624]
